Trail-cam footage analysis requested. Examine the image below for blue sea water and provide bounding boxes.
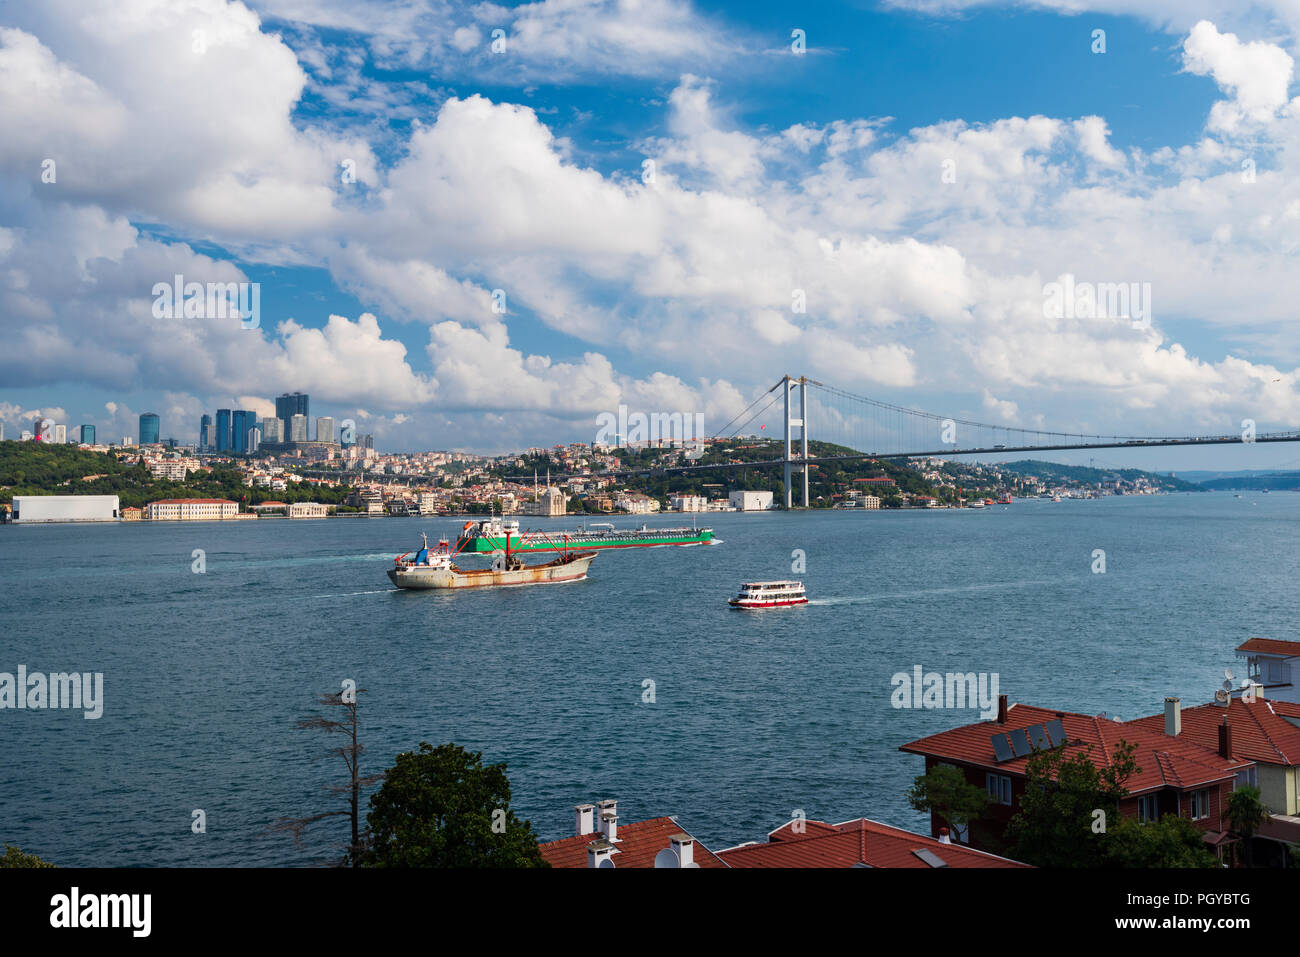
[2,492,1297,866]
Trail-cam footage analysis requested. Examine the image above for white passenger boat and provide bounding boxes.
[728,580,808,609]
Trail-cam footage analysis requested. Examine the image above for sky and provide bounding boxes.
[3,0,1300,467]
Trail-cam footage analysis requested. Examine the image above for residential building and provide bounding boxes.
[145,498,239,521]
[1235,638,1300,703]
[538,799,727,868]
[860,495,881,509]
[315,416,335,445]
[900,696,1252,861]
[717,817,1029,869]
[262,417,283,443]
[670,495,708,512]
[120,506,143,521]
[139,412,160,446]
[289,413,308,443]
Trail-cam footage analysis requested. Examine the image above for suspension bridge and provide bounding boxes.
[509,374,1300,508]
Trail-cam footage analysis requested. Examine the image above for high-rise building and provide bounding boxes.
[289,413,308,442]
[262,417,283,443]
[216,409,231,453]
[246,426,261,454]
[199,413,212,451]
[139,413,160,446]
[361,433,374,450]
[275,392,309,427]
[315,416,335,445]
[33,418,51,442]
[54,424,67,444]
[231,410,257,454]
[79,424,95,445]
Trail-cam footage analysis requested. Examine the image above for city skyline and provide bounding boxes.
[6,1,1300,469]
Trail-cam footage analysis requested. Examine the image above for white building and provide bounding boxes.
[288,502,329,519]
[315,416,335,444]
[860,495,881,510]
[262,417,284,443]
[522,485,567,517]
[11,495,120,523]
[289,414,308,442]
[729,490,774,511]
[670,495,708,512]
[145,498,239,521]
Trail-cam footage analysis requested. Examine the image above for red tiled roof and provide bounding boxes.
[1127,697,1300,767]
[1236,638,1300,658]
[899,703,1250,795]
[717,818,1029,869]
[538,817,727,869]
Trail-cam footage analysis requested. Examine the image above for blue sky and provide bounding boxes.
[2,0,1299,466]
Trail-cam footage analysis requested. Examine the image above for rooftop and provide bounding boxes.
[1236,638,1300,658]
[538,816,727,869]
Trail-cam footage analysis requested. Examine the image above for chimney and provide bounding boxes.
[574,803,595,837]
[938,827,951,844]
[586,839,616,868]
[1164,696,1181,737]
[670,834,695,867]
[997,694,1008,724]
[1219,718,1232,759]
[596,799,618,838]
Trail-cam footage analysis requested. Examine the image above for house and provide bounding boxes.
[1235,638,1300,703]
[899,696,1253,860]
[716,817,1029,868]
[538,800,727,868]
[1128,693,1300,865]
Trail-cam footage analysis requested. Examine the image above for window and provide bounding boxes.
[1190,789,1210,821]
[1138,794,1159,823]
[986,773,1012,806]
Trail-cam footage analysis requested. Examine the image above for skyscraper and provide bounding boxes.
[139,413,160,446]
[289,413,307,442]
[231,410,256,454]
[315,416,335,445]
[80,424,96,444]
[54,424,67,444]
[275,392,309,427]
[262,417,283,443]
[216,409,231,452]
[199,413,212,451]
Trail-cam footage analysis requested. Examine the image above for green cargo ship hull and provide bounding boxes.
[455,530,713,553]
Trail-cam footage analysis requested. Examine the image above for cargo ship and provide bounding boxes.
[454,517,713,553]
[388,533,596,590]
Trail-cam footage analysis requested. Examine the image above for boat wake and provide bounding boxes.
[808,579,1057,605]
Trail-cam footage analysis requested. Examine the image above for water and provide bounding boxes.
[2,492,1296,866]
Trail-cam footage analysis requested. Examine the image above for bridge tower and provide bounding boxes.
[781,375,811,508]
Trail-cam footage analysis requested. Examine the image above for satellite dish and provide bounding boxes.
[598,857,615,869]
[1215,690,1230,704]
[653,849,679,869]
[1225,669,1235,681]
[1223,680,1234,692]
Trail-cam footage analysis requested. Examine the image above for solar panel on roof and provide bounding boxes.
[1044,719,1066,746]
[912,848,949,868]
[1009,728,1032,756]
[990,733,1014,762]
[1028,724,1051,750]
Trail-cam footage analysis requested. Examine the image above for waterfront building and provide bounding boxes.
[287,502,329,519]
[315,416,334,445]
[144,498,238,521]
[729,490,774,511]
[79,424,96,445]
[289,413,307,442]
[669,494,708,512]
[861,495,881,509]
[900,697,1252,863]
[11,495,121,523]
[275,392,309,426]
[716,818,1029,869]
[120,506,143,521]
[1235,638,1300,704]
[138,413,160,446]
[538,799,726,868]
[522,481,566,517]
[216,409,232,452]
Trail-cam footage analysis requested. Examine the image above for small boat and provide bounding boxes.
[997,494,1012,505]
[729,580,808,609]
[1052,495,1061,502]
[967,500,985,508]
[388,533,596,590]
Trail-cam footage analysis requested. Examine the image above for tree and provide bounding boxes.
[269,688,382,866]
[1103,815,1217,868]
[0,844,54,868]
[907,763,991,845]
[355,742,548,868]
[1007,741,1137,868]
[1226,785,1270,867]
